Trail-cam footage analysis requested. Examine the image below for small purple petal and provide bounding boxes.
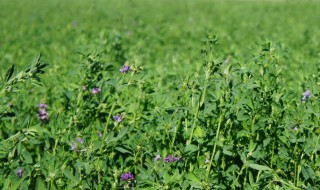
[37,109,49,122]
[16,169,23,178]
[174,156,181,161]
[71,141,77,151]
[154,155,161,161]
[39,109,47,115]
[113,115,122,123]
[120,65,130,73]
[38,103,47,109]
[82,86,86,90]
[77,137,83,144]
[301,90,311,101]
[121,172,134,181]
[91,88,101,95]
[164,155,174,163]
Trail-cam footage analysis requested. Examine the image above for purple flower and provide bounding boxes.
[164,155,174,163]
[154,155,161,161]
[16,169,23,178]
[37,103,49,122]
[71,141,77,151]
[120,65,130,73]
[38,103,47,109]
[37,109,49,121]
[91,88,101,95]
[121,172,134,181]
[301,90,311,101]
[82,85,86,90]
[113,113,125,123]
[174,156,181,162]
[39,109,47,115]
[77,137,83,144]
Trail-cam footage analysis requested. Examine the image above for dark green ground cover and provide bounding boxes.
[1,0,320,189]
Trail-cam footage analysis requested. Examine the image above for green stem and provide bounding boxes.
[270,139,275,169]
[4,131,21,142]
[53,138,59,156]
[103,102,116,139]
[187,90,201,145]
[235,163,246,189]
[200,80,208,107]
[206,113,224,178]
[187,103,200,145]
[296,165,301,187]
[99,102,116,154]
[243,168,248,187]
[171,117,182,150]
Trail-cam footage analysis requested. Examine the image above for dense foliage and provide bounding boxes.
[1,0,320,189]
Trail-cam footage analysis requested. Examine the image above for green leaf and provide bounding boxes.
[248,163,272,171]
[184,144,198,155]
[301,166,315,180]
[5,64,14,82]
[194,126,204,138]
[36,177,46,190]
[115,147,131,154]
[63,170,78,182]
[185,172,202,188]
[116,126,129,140]
[22,151,33,164]
[223,148,233,156]
[236,130,251,138]
[184,172,201,183]
[263,138,271,147]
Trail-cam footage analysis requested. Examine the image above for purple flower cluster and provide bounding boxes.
[71,141,77,151]
[164,155,174,163]
[113,115,122,123]
[16,169,23,178]
[113,113,125,123]
[121,172,134,181]
[77,137,83,144]
[301,90,311,101]
[162,155,181,163]
[154,155,161,161]
[91,88,101,95]
[38,103,47,109]
[71,137,84,151]
[120,64,130,73]
[37,103,49,122]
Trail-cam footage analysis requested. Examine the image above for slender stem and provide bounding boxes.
[53,138,59,155]
[99,102,116,154]
[296,165,301,187]
[187,101,200,145]
[270,139,275,169]
[243,168,248,187]
[171,117,181,150]
[4,131,21,142]
[103,102,116,139]
[206,113,224,178]
[235,163,246,189]
[200,79,208,107]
